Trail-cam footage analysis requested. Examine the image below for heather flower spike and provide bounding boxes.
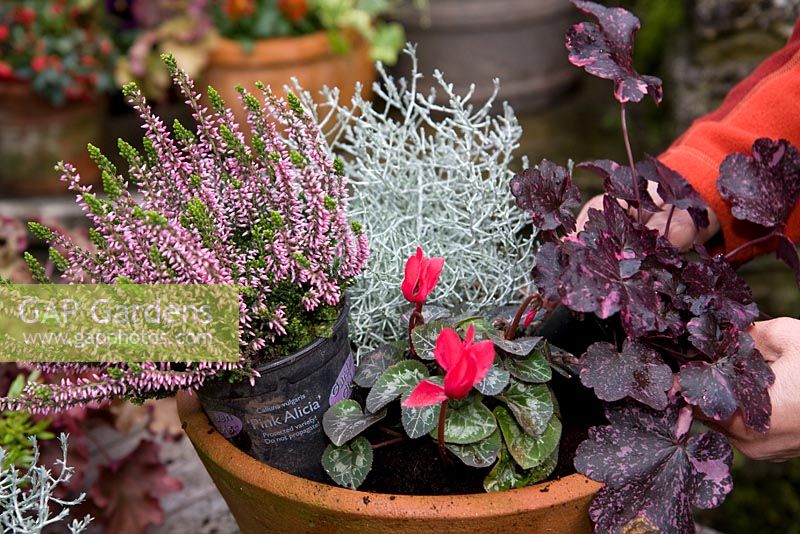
[566,0,663,104]
[401,247,445,304]
[404,325,495,407]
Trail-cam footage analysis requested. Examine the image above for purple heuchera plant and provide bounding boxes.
[511,1,800,531]
[5,54,368,413]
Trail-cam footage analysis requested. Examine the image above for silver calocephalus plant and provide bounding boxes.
[294,44,537,352]
[0,434,92,534]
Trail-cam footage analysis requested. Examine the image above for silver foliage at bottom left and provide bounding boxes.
[0,434,92,534]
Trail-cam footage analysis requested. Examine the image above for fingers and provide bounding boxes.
[576,193,720,251]
[644,206,720,252]
[575,195,605,232]
[748,318,800,363]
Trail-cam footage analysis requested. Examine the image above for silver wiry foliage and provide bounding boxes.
[0,434,92,534]
[294,44,537,352]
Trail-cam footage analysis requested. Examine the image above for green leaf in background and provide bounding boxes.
[401,376,443,438]
[436,395,497,445]
[322,437,373,489]
[483,445,528,492]
[483,443,559,492]
[411,321,446,361]
[494,406,561,470]
[500,380,554,437]
[503,349,552,383]
[447,429,502,468]
[365,360,428,413]
[322,399,386,446]
[474,362,510,396]
[489,334,543,357]
[354,341,405,388]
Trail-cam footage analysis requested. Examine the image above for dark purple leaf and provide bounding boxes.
[686,314,720,357]
[679,328,774,432]
[510,160,581,234]
[531,241,566,302]
[681,255,759,328]
[580,340,673,409]
[718,138,800,229]
[578,159,660,211]
[566,1,663,104]
[638,157,710,230]
[776,234,800,287]
[575,401,733,533]
[558,198,667,336]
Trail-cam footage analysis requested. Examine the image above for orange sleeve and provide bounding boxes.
[659,19,800,261]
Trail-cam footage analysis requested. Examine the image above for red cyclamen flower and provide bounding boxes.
[403,325,495,407]
[401,247,444,303]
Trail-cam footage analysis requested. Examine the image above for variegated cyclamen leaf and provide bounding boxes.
[494,406,561,470]
[483,445,559,492]
[353,341,406,388]
[411,321,446,360]
[322,400,386,446]
[503,349,552,384]
[436,396,497,445]
[483,446,528,492]
[500,380,554,437]
[475,362,510,396]
[488,333,543,357]
[401,381,442,439]
[524,447,559,485]
[322,437,373,490]
[422,305,452,323]
[447,429,502,468]
[366,360,429,413]
[575,401,733,533]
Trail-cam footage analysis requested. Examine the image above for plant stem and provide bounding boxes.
[408,302,424,359]
[505,293,540,340]
[372,435,408,450]
[663,205,676,240]
[620,104,642,223]
[724,232,778,263]
[437,400,448,463]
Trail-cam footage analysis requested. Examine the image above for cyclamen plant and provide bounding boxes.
[321,247,564,491]
[1,54,368,413]
[505,1,800,532]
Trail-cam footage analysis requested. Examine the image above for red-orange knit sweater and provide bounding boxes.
[659,20,800,260]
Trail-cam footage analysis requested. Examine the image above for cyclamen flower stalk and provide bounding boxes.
[5,54,368,413]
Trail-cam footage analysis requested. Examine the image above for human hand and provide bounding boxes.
[576,182,720,250]
[716,318,800,461]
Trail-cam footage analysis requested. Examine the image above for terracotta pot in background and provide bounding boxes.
[392,0,577,112]
[203,32,375,132]
[0,83,103,197]
[178,392,600,534]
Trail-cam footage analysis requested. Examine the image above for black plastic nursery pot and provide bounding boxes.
[197,300,355,482]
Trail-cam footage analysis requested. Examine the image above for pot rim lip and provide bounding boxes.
[178,391,602,519]
[209,30,364,65]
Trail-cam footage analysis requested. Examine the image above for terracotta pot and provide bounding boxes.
[392,0,577,112]
[178,392,601,534]
[0,82,103,197]
[203,32,375,133]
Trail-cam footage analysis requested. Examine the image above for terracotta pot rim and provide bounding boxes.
[209,31,364,67]
[178,392,601,520]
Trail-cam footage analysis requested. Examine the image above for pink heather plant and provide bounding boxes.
[4,54,368,413]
